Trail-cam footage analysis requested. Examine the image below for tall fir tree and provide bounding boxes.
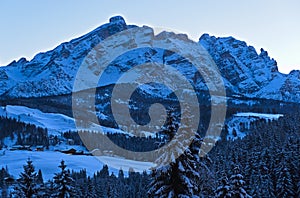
[53,160,76,198]
[85,177,97,198]
[36,169,44,185]
[13,159,38,198]
[276,166,295,198]
[215,175,232,198]
[43,180,53,198]
[1,181,8,198]
[229,166,251,198]
[148,109,207,197]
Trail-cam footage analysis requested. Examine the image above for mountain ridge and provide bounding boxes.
[0,16,299,103]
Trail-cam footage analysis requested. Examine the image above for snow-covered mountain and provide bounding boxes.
[199,34,300,102]
[0,15,299,103]
[0,16,133,98]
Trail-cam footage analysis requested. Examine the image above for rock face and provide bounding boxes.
[199,34,300,102]
[0,16,299,103]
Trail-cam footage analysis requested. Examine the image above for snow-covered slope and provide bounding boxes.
[0,105,132,136]
[0,16,299,103]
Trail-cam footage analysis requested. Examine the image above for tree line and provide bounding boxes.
[1,110,299,197]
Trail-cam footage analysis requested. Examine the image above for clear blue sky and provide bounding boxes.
[0,0,299,74]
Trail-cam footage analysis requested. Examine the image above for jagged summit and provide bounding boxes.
[109,15,126,24]
[0,17,299,103]
[199,33,282,95]
[7,57,28,67]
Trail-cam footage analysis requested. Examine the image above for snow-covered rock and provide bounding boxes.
[0,16,299,104]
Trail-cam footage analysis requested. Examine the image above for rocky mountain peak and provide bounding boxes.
[289,70,300,78]
[109,15,126,25]
[199,33,282,94]
[0,17,299,103]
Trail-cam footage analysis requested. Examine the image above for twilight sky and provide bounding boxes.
[0,0,299,74]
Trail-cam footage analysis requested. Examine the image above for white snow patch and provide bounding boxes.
[0,150,155,180]
[227,112,283,140]
[234,112,283,120]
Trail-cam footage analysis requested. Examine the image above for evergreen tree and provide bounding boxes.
[276,166,295,198]
[148,110,206,197]
[118,169,125,183]
[215,175,232,198]
[1,181,8,198]
[107,173,118,197]
[0,166,10,188]
[257,162,275,197]
[52,160,76,198]
[36,169,43,185]
[229,166,251,198]
[44,180,55,198]
[99,165,109,179]
[86,177,97,198]
[13,159,38,198]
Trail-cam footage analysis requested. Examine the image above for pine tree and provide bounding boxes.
[118,169,125,183]
[107,173,118,198]
[36,169,44,185]
[276,166,295,198]
[229,166,251,198]
[86,177,97,198]
[52,160,76,198]
[1,181,8,198]
[13,159,38,198]
[257,162,275,197]
[148,109,206,197]
[0,166,10,188]
[44,180,55,198]
[215,175,232,198]
[99,165,109,179]
[117,169,126,197]
[149,136,206,197]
